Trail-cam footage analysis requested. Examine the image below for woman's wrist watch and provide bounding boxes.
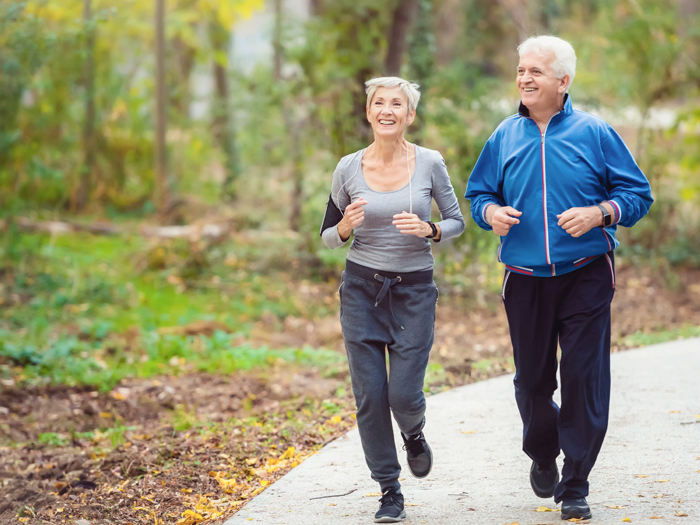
[425,221,438,238]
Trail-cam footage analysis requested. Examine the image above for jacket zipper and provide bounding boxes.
[531,112,560,276]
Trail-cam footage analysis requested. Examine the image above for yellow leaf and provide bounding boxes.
[281,447,296,460]
[650,517,663,519]
[669,410,681,413]
[181,488,193,493]
[329,415,342,425]
[535,506,559,512]
[605,505,626,509]
[260,480,269,486]
[634,474,649,478]
[622,519,631,523]
[328,503,337,506]
[460,429,478,434]
[655,479,670,482]
[177,510,205,525]
[567,519,584,523]
[676,511,688,517]
[99,412,113,418]
[366,492,382,497]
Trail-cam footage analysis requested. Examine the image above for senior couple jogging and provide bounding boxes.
[319,35,653,523]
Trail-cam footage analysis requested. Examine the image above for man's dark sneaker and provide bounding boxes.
[401,431,433,478]
[529,459,559,498]
[560,498,592,520]
[374,488,406,523]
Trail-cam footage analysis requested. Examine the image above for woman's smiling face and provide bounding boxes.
[366,86,415,138]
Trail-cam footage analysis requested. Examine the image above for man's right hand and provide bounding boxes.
[486,205,522,236]
[338,198,368,241]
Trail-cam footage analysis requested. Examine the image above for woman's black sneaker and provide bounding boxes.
[560,497,592,520]
[529,459,559,498]
[401,431,433,478]
[374,488,406,523]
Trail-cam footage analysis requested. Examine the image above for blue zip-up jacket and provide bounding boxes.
[465,95,653,277]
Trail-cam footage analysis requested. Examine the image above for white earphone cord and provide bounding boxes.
[334,143,412,217]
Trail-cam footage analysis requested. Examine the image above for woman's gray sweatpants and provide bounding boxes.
[339,260,437,491]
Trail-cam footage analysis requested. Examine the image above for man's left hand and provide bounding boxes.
[557,207,602,238]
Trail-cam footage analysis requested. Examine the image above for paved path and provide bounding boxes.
[227,338,700,524]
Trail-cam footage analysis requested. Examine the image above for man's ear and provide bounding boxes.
[559,75,571,94]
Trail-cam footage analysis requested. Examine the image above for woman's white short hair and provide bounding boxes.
[518,35,577,91]
[365,77,421,113]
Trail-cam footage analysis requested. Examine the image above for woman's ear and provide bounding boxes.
[406,108,416,126]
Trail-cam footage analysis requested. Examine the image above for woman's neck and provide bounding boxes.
[368,136,408,167]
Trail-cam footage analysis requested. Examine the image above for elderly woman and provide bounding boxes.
[320,76,464,523]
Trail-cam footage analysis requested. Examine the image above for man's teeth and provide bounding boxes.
[379,120,395,125]
[524,88,537,92]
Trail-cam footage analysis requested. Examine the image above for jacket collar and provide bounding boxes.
[518,93,573,118]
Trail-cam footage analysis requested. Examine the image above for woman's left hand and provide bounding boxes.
[392,212,434,238]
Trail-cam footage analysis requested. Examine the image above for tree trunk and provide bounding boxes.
[76,0,96,211]
[496,0,531,43]
[434,0,461,67]
[385,0,420,76]
[154,0,170,222]
[273,0,283,80]
[210,20,239,201]
[408,0,434,145]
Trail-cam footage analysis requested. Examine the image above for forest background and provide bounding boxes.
[1,0,700,524]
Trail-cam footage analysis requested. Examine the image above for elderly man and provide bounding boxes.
[466,35,653,520]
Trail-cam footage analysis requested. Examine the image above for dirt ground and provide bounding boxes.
[1,263,699,524]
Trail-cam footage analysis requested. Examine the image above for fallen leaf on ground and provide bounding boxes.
[669,410,681,413]
[567,518,584,523]
[605,505,626,509]
[653,494,665,498]
[675,511,688,517]
[634,474,649,478]
[405,503,419,506]
[535,506,559,512]
[650,517,663,519]
[622,518,631,523]
[327,503,336,506]
[177,510,205,525]
[655,479,670,482]
[503,522,519,525]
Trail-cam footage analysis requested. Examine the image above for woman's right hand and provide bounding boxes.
[338,198,368,241]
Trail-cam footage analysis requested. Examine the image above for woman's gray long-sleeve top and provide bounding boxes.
[321,145,465,272]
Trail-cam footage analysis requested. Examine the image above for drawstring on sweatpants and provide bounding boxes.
[373,274,404,330]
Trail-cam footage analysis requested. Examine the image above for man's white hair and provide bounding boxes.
[518,35,577,91]
[365,77,421,113]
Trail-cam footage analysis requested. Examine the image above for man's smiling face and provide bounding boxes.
[516,52,569,116]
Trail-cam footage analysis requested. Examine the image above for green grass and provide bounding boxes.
[0,329,346,390]
[622,324,700,348]
[0,232,345,390]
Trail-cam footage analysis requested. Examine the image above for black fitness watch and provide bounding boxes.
[597,203,612,227]
[426,221,438,239]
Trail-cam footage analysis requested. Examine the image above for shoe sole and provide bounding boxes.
[374,510,407,523]
[407,441,433,479]
[530,462,559,498]
[561,509,592,520]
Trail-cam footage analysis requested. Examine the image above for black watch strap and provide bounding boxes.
[426,221,438,239]
[597,204,612,227]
